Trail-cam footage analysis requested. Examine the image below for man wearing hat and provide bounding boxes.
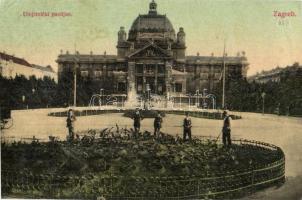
[183,112,192,141]
[222,110,232,146]
[153,112,163,137]
[133,108,143,134]
[66,108,76,141]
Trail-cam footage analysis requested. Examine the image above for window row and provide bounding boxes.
[135,64,165,74]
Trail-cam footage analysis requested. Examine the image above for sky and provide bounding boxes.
[0,0,301,76]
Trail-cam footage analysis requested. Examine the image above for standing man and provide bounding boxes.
[66,108,76,141]
[222,110,232,147]
[183,112,192,141]
[153,112,163,137]
[133,108,143,135]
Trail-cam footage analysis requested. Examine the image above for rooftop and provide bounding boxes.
[0,52,54,73]
[0,52,32,67]
[185,55,248,65]
[31,64,55,73]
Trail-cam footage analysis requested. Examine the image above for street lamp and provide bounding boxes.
[196,90,199,108]
[146,84,151,110]
[22,95,26,109]
[203,88,209,109]
[222,40,226,109]
[100,88,104,106]
[73,58,78,108]
[188,94,191,110]
[261,92,266,115]
[31,88,36,109]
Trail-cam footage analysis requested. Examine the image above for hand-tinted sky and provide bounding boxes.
[1,0,301,75]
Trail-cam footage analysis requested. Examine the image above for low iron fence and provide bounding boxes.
[1,139,284,199]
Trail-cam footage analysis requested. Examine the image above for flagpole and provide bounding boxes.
[73,43,77,107]
[222,39,226,109]
[73,63,77,107]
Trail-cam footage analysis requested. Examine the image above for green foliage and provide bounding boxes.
[0,75,57,111]
[213,69,302,116]
[1,67,301,116]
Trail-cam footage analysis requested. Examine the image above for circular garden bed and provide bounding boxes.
[1,128,284,199]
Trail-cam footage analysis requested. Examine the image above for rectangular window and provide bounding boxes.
[81,70,89,77]
[214,73,222,79]
[94,70,102,78]
[158,84,163,92]
[200,68,209,73]
[117,82,126,92]
[175,83,182,93]
[158,65,165,74]
[136,77,143,93]
[145,64,155,74]
[136,64,143,73]
[200,73,209,79]
[137,84,142,92]
[0,66,2,75]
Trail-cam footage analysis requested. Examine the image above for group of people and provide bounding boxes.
[130,109,232,146]
[66,108,232,146]
[131,109,163,137]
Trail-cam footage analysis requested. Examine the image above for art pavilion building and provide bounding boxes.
[57,0,249,98]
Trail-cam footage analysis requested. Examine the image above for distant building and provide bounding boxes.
[57,0,248,96]
[0,52,57,81]
[248,63,301,83]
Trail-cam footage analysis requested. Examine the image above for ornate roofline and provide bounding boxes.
[127,41,171,58]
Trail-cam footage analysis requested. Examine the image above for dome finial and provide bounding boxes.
[149,0,157,15]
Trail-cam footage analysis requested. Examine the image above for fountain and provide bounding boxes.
[124,83,140,108]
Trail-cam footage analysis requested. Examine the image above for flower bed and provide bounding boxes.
[1,128,284,199]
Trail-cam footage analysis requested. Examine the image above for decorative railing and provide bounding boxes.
[1,139,284,199]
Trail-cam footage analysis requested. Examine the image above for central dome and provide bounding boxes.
[130,15,174,32]
[128,0,175,41]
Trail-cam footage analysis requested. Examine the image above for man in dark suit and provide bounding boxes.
[66,108,76,141]
[183,112,192,141]
[154,113,163,137]
[133,108,143,134]
[222,110,232,147]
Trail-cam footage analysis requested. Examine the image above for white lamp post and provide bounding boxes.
[100,88,104,106]
[146,84,151,109]
[196,90,199,108]
[261,92,266,115]
[22,95,26,109]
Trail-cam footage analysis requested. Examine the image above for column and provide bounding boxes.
[142,63,146,93]
[165,61,172,96]
[155,64,158,94]
[127,62,135,93]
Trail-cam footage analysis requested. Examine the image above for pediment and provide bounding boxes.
[128,43,171,59]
